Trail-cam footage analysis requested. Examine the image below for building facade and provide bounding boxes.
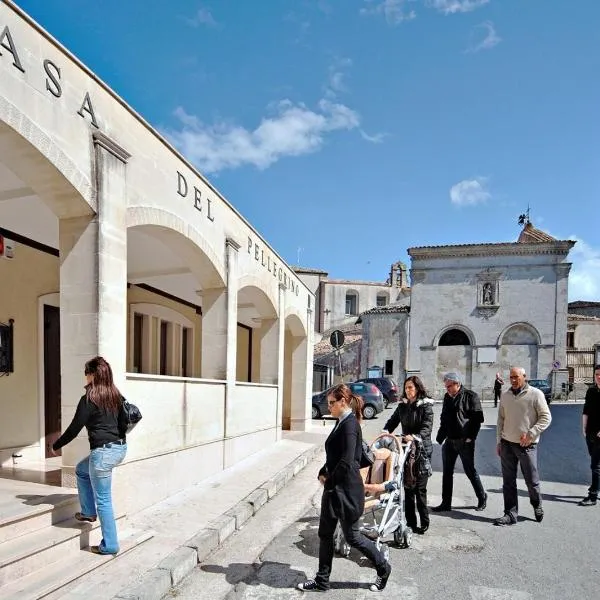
[406,224,574,398]
[0,1,313,514]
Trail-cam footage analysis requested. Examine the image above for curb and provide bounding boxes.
[112,443,323,600]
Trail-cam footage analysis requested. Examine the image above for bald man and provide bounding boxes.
[495,367,552,526]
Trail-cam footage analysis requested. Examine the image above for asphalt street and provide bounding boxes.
[169,402,599,600]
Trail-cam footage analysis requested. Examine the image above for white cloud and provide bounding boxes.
[567,237,600,301]
[186,7,218,28]
[359,129,388,143]
[360,0,417,25]
[449,177,491,207]
[164,99,360,173]
[466,21,501,52]
[426,0,490,14]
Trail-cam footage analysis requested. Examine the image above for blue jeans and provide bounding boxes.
[76,443,127,554]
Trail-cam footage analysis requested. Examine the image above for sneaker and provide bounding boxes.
[75,512,97,523]
[494,514,516,526]
[475,493,488,512]
[90,545,117,555]
[578,496,597,507]
[431,503,451,512]
[534,506,544,522]
[370,562,392,592]
[297,579,328,592]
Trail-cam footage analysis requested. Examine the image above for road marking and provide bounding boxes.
[470,585,533,599]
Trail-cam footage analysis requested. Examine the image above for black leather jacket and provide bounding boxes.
[436,386,484,444]
[383,398,434,457]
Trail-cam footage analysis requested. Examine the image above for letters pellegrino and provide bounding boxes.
[0,25,99,127]
[247,236,300,296]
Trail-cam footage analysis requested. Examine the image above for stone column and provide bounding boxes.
[275,284,286,438]
[258,318,279,385]
[288,334,310,431]
[552,263,572,397]
[59,132,130,482]
[224,238,240,443]
[201,288,227,380]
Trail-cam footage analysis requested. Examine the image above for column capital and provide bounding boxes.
[92,131,131,163]
[226,237,241,252]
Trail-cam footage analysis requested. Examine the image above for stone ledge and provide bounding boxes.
[113,567,171,600]
[157,546,198,586]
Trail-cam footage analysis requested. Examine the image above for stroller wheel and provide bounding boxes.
[341,542,351,557]
[403,529,413,548]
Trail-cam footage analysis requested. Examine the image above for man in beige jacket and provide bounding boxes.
[494,367,552,526]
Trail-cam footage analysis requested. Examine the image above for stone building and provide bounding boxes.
[0,0,313,522]
[566,302,600,389]
[406,222,574,398]
[294,261,410,334]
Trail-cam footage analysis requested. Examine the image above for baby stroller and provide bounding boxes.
[334,433,414,558]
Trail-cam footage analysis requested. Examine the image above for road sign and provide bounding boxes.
[552,360,561,369]
[330,330,345,349]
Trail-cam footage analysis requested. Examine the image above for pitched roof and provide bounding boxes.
[291,265,328,275]
[517,222,557,243]
[568,314,600,322]
[355,304,410,324]
[569,301,600,308]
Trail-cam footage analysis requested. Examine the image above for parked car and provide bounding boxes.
[528,379,552,404]
[355,377,399,408]
[312,382,385,420]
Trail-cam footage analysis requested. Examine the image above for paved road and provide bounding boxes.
[171,403,599,600]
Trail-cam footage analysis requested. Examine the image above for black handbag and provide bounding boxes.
[359,440,375,469]
[122,398,142,433]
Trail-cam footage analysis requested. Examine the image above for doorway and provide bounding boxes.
[43,304,61,458]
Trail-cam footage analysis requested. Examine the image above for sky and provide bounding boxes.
[14,0,600,300]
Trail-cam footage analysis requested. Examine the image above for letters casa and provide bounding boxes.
[0,25,99,127]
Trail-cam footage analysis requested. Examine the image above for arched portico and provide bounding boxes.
[499,322,541,378]
[282,313,309,430]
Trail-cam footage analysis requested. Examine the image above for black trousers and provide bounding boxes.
[315,491,387,587]
[441,439,486,506]
[499,439,541,519]
[405,474,429,529]
[494,389,501,406]
[586,438,600,499]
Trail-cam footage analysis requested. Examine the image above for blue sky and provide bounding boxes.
[16,0,600,300]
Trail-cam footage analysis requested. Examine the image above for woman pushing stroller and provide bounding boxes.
[297,383,392,593]
[381,376,434,535]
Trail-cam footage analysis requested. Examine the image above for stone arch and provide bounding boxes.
[237,275,278,319]
[127,206,226,289]
[0,101,93,216]
[434,324,476,347]
[434,325,474,391]
[284,308,308,337]
[498,322,541,346]
[498,322,541,378]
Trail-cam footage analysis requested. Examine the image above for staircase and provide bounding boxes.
[0,481,152,600]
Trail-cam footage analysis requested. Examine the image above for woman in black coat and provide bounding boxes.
[382,375,434,534]
[297,384,391,593]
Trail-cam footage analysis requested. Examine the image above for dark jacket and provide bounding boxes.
[583,385,600,440]
[318,413,365,522]
[53,394,128,451]
[436,386,484,444]
[383,398,434,457]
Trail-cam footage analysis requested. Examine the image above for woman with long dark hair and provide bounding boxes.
[297,383,392,593]
[52,356,128,555]
[382,375,434,534]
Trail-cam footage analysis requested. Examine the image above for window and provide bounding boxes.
[384,360,393,376]
[129,303,195,377]
[182,327,190,377]
[345,292,358,315]
[566,331,575,348]
[376,294,388,307]
[133,313,143,373]
[159,321,169,375]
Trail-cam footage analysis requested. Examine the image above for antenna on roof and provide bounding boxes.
[518,205,531,226]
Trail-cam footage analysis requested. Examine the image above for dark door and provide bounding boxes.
[44,304,61,458]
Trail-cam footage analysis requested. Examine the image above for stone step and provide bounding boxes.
[0,527,153,600]
[0,514,124,585]
[0,495,80,544]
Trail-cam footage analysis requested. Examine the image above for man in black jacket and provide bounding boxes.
[579,365,600,506]
[432,372,487,512]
